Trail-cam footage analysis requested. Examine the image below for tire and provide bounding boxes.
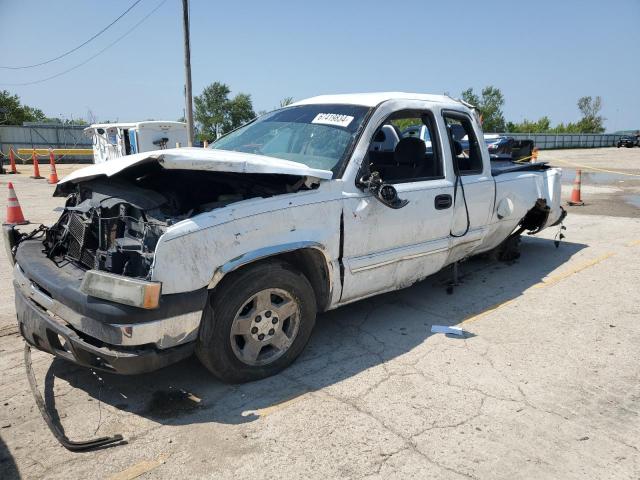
[488,234,521,262]
[196,259,317,383]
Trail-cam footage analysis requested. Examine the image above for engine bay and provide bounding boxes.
[44,165,313,279]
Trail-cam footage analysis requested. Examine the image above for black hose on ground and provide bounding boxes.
[24,344,125,452]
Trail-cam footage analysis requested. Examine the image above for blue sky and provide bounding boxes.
[1,0,638,131]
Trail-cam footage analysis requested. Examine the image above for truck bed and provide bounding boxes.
[491,160,550,177]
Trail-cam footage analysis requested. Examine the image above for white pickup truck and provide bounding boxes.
[6,93,565,383]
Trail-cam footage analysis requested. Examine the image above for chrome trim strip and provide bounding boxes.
[14,264,201,349]
[350,246,450,273]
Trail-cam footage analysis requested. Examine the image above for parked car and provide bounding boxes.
[485,135,514,158]
[616,135,638,148]
[400,124,433,152]
[6,92,565,383]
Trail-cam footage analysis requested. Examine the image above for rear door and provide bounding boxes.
[442,110,494,262]
[340,106,455,302]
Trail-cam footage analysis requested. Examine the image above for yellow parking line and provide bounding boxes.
[242,393,309,418]
[549,158,640,177]
[534,252,615,288]
[626,239,640,248]
[462,252,615,325]
[108,455,168,480]
[462,299,516,325]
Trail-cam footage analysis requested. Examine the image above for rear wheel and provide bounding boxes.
[196,260,316,383]
[488,234,521,262]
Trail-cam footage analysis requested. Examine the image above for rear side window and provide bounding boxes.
[443,112,483,175]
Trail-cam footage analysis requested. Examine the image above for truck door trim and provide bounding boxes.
[347,237,450,273]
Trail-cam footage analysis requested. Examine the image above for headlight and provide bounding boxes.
[80,270,162,309]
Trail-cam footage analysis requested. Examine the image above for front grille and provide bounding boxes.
[80,249,95,269]
[65,213,96,269]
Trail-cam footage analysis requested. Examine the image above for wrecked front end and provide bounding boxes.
[45,164,314,281]
[45,178,169,280]
[9,161,322,375]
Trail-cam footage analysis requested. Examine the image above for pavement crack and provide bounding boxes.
[300,380,479,480]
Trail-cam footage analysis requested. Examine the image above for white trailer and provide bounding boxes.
[85,121,188,164]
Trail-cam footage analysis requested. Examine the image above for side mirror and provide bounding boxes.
[358,171,409,209]
[377,183,409,209]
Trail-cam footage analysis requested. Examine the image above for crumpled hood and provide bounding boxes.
[57,147,334,187]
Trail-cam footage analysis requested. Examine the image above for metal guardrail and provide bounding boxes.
[16,148,93,156]
[0,124,93,163]
[497,133,627,149]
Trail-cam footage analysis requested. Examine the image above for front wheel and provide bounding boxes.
[196,260,317,383]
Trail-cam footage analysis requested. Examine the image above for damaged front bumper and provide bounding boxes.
[13,240,207,374]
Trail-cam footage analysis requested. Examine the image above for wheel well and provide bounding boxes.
[519,198,551,234]
[214,248,332,312]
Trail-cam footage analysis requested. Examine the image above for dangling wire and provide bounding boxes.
[449,170,471,238]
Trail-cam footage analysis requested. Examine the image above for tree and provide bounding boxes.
[0,90,46,125]
[279,97,294,108]
[194,82,255,141]
[41,117,87,125]
[505,116,551,133]
[460,88,480,108]
[576,96,605,133]
[504,96,606,133]
[228,93,255,131]
[461,86,506,133]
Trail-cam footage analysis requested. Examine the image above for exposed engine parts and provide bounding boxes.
[44,167,314,279]
[44,179,168,278]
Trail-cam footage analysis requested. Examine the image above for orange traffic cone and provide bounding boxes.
[8,147,19,174]
[4,182,29,225]
[568,169,584,206]
[47,149,59,184]
[30,150,44,179]
[531,147,539,162]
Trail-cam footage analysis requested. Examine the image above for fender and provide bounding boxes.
[207,241,336,298]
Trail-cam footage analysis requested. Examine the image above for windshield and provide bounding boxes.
[210,104,370,172]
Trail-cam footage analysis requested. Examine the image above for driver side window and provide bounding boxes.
[366,110,443,183]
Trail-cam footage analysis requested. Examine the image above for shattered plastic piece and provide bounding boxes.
[430,325,464,336]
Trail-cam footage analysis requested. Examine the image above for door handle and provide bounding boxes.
[434,194,452,210]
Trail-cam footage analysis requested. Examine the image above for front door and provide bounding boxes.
[340,108,455,303]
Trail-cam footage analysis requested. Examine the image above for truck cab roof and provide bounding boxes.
[293,92,465,108]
